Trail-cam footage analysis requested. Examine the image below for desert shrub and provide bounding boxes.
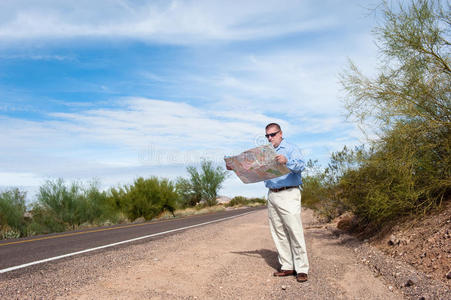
[33,179,84,231]
[31,179,120,233]
[302,154,355,221]
[81,181,120,225]
[175,177,201,208]
[111,177,177,221]
[330,0,451,232]
[226,196,266,207]
[0,188,28,238]
[176,160,228,207]
[339,122,449,229]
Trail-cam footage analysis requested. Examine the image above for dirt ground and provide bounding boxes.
[372,200,451,287]
[61,208,403,299]
[1,207,449,299]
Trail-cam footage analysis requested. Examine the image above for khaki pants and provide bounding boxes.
[267,188,309,274]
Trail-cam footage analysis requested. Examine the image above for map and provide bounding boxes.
[224,144,290,184]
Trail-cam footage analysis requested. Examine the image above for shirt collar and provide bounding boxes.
[275,138,286,151]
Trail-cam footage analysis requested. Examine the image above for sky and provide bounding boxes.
[0,0,382,202]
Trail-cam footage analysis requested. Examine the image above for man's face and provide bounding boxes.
[266,126,283,148]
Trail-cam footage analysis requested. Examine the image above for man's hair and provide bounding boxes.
[265,123,281,131]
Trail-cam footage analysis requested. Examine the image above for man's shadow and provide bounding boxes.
[230,249,279,270]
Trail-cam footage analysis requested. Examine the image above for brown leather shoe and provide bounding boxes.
[296,273,308,282]
[273,270,295,277]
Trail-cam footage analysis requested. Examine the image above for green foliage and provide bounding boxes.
[177,160,228,207]
[226,196,266,207]
[111,177,177,221]
[302,155,354,221]
[31,179,118,233]
[34,179,83,231]
[320,0,451,232]
[341,0,450,129]
[0,188,28,238]
[175,177,201,208]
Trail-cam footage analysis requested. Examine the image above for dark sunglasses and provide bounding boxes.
[265,131,280,138]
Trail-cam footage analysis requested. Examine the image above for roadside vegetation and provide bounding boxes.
[302,0,450,234]
[225,196,266,207]
[0,160,262,240]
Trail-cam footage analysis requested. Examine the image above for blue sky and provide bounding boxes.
[0,0,381,201]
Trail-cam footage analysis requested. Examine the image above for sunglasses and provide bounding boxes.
[265,131,280,138]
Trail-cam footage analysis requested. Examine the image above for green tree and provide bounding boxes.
[337,0,450,229]
[177,160,228,207]
[175,177,201,208]
[341,0,450,129]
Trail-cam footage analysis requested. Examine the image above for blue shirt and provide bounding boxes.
[264,139,305,189]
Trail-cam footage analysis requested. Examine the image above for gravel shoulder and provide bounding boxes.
[0,208,449,299]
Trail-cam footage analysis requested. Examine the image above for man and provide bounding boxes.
[225,122,309,282]
[264,123,309,283]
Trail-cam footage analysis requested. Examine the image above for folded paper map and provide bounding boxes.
[224,144,290,184]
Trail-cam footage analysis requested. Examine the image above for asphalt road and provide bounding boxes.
[0,207,265,273]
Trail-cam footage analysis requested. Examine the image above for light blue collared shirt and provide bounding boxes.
[264,139,305,189]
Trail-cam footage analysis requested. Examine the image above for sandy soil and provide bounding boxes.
[372,200,451,287]
[64,209,401,299]
[1,207,449,299]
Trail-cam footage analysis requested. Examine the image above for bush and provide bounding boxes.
[31,179,120,233]
[0,188,27,238]
[82,181,119,225]
[226,196,266,207]
[321,0,451,233]
[302,155,354,221]
[177,160,228,207]
[175,177,201,208]
[33,179,84,231]
[110,177,177,221]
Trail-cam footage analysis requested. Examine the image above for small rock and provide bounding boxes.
[404,279,414,287]
[281,285,287,290]
[388,285,393,291]
[388,235,400,246]
[446,270,451,279]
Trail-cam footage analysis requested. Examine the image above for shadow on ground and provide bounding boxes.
[231,249,279,270]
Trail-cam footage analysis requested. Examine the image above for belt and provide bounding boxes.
[269,186,299,193]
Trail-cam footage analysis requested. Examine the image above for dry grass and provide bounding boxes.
[157,205,226,220]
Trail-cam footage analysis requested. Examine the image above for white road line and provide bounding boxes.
[0,210,256,274]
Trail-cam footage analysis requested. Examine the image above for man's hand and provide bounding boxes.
[275,154,287,165]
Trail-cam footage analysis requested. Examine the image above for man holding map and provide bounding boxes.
[225,122,309,283]
[263,122,308,283]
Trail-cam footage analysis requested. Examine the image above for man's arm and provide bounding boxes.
[277,146,304,173]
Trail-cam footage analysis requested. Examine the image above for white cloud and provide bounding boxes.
[0,0,376,44]
[0,172,42,187]
[0,0,382,199]
[0,95,362,198]
[47,97,267,150]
